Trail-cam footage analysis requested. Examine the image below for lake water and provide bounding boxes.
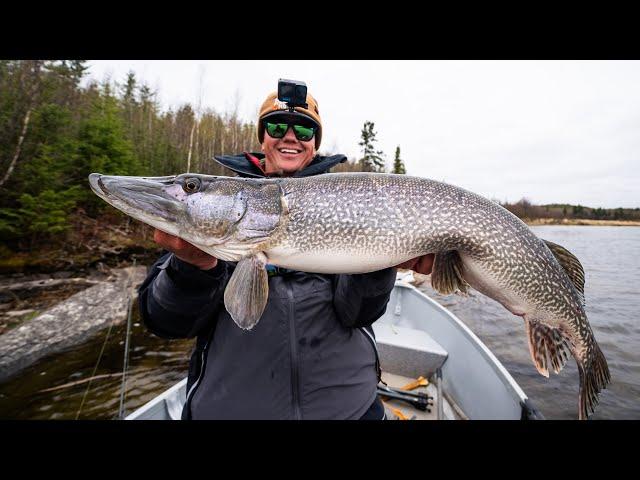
[0,303,193,420]
[0,226,638,419]
[416,226,640,419]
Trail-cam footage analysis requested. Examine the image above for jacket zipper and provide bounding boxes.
[286,282,302,420]
[184,326,216,419]
[359,327,383,384]
[184,346,208,419]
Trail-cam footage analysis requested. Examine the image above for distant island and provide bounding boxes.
[525,218,640,226]
[500,199,640,227]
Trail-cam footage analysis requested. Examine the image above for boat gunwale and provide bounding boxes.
[392,281,530,406]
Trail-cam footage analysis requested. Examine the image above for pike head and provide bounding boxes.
[89,173,285,261]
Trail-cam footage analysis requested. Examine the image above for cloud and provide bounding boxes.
[86,60,640,208]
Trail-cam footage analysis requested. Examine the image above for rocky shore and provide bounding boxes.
[0,266,147,383]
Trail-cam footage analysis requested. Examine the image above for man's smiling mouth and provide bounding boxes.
[278,148,302,154]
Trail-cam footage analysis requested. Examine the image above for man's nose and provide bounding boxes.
[283,127,298,141]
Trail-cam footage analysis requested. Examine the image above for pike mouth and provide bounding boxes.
[89,173,185,225]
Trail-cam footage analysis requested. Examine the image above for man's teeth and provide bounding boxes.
[279,149,300,154]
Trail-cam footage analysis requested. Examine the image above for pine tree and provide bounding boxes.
[392,146,406,174]
[74,89,137,212]
[0,62,294,247]
[358,121,385,172]
[121,71,137,108]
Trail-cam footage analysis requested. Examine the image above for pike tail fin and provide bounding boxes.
[577,343,611,420]
[525,317,611,419]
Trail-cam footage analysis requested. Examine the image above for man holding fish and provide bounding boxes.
[137,83,434,419]
[92,79,609,420]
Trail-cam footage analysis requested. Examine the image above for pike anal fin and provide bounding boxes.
[524,319,573,378]
[431,251,470,295]
[224,253,269,331]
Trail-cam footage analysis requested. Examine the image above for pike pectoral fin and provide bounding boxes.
[224,253,269,331]
[524,319,574,377]
[430,251,469,295]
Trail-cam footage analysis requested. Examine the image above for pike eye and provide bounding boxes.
[183,178,201,193]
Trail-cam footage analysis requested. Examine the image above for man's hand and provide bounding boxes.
[396,254,434,275]
[153,229,218,270]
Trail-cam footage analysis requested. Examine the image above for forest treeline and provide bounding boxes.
[0,60,269,249]
[0,61,635,270]
[501,198,640,222]
[0,61,409,256]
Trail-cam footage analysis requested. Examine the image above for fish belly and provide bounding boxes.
[459,253,531,318]
[265,245,413,274]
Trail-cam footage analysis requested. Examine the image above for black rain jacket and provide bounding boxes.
[138,153,396,419]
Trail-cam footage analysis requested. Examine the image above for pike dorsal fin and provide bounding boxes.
[224,253,269,330]
[542,239,585,297]
[431,250,470,295]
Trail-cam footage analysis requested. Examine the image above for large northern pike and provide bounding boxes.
[89,172,610,419]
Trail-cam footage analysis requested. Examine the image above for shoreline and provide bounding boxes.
[524,218,640,227]
[0,266,147,383]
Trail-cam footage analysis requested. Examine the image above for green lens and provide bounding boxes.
[292,125,315,141]
[265,122,288,138]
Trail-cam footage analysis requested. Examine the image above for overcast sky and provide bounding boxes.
[86,60,640,209]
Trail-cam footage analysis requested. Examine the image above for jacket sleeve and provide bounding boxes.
[333,267,397,328]
[138,252,232,339]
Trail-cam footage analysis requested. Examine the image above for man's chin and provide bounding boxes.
[275,157,306,173]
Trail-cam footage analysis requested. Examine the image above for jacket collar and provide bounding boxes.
[212,152,347,178]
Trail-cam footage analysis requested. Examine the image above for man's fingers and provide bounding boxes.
[416,254,434,275]
[397,258,418,270]
[154,229,186,251]
[153,229,174,246]
[152,229,217,270]
[396,254,434,275]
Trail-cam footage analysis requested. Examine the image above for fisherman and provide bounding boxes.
[138,84,434,419]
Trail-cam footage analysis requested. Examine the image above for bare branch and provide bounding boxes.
[0,61,43,188]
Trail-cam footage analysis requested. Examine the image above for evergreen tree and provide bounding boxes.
[573,204,584,217]
[74,90,137,211]
[614,207,624,220]
[392,145,406,174]
[121,71,137,108]
[358,121,385,172]
[15,187,83,242]
[0,62,283,248]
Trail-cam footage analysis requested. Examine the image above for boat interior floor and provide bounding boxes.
[380,372,463,420]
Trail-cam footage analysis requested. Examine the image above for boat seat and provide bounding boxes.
[372,324,448,379]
